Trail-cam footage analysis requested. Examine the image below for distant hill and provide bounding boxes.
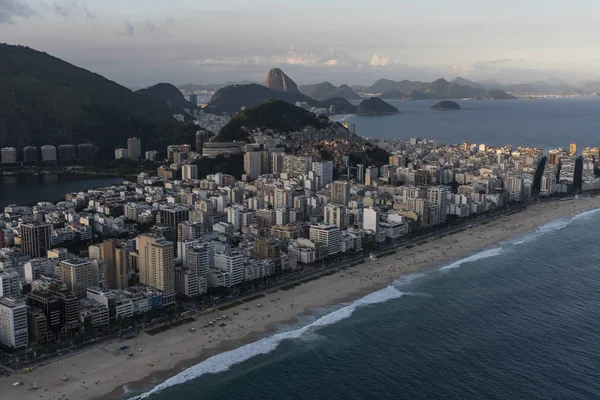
[214,100,330,143]
[136,83,197,114]
[431,100,461,110]
[452,77,484,89]
[203,84,315,115]
[265,68,299,93]
[365,78,516,100]
[380,90,405,100]
[581,81,600,93]
[298,82,361,101]
[0,44,196,155]
[178,81,257,92]
[204,84,357,115]
[356,98,400,116]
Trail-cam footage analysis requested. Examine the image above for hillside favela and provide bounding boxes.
[2,2,600,400]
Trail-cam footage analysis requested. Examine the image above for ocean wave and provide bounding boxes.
[393,272,427,286]
[132,285,404,399]
[571,207,600,221]
[512,208,600,246]
[438,247,504,271]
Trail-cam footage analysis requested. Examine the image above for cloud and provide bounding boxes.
[49,1,95,18]
[119,20,135,37]
[370,54,391,67]
[0,0,35,24]
[144,19,172,39]
[451,58,527,77]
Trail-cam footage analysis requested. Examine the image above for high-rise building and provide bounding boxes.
[312,161,334,187]
[0,297,28,349]
[0,271,20,298]
[180,144,192,153]
[244,151,262,179]
[309,224,341,256]
[0,227,5,249]
[181,164,199,180]
[569,143,577,156]
[271,152,285,174]
[57,144,77,161]
[324,204,347,230]
[41,145,57,162]
[177,221,204,259]
[60,259,95,297]
[158,206,190,227]
[138,234,176,305]
[100,239,129,290]
[77,143,96,160]
[331,181,351,206]
[357,164,365,183]
[21,222,51,258]
[365,166,379,186]
[1,147,17,163]
[127,137,142,160]
[23,146,38,163]
[254,238,281,260]
[362,207,380,233]
[283,156,312,176]
[214,250,244,286]
[427,186,449,224]
[27,291,61,340]
[187,242,214,295]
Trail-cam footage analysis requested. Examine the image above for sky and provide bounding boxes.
[2,0,600,87]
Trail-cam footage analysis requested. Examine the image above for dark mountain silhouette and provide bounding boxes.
[214,99,330,142]
[136,83,197,113]
[365,78,516,100]
[356,98,400,116]
[298,82,361,101]
[0,43,195,155]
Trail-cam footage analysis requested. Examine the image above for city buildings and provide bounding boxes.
[128,137,142,160]
[1,147,17,164]
[182,164,199,180]
[21,222,52,258]
[41,145,57,162]
[331,181,351,206]
[23,146,38,163]
[138,234,176,305]
[0,297,28,349]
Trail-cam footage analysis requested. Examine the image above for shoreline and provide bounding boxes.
[3,197,600,400]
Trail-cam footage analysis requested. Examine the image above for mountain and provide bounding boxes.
[581,81,600,93]
[356,98,400,116]
[0,44,195,155]
[452,77,483,89]
[298,82,361,101]
[136,83,197,114]
[214,99,389,166]
[214,100,331,143]
[380,90,405,100]
[265,68,300,93]
[364,78,515,100]
[204,84,357,115]
[483,78,580,95]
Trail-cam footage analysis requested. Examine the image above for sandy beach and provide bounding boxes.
[2,196,599,400]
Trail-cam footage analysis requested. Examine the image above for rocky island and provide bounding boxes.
[431,100,462,110]
[356,97,400,116]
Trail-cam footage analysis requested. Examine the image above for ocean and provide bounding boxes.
[129,208,600,400]
[336,97,600,151]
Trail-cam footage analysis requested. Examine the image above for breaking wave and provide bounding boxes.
[132,286,404,399]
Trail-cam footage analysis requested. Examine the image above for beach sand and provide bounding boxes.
[2,197,599,400]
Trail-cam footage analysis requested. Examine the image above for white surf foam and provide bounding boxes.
[438,247,504,271]
[512,208,600,246]
[132,285,404,399]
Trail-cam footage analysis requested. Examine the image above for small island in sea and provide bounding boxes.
[356,97,401,116]
[431,100,462,111]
